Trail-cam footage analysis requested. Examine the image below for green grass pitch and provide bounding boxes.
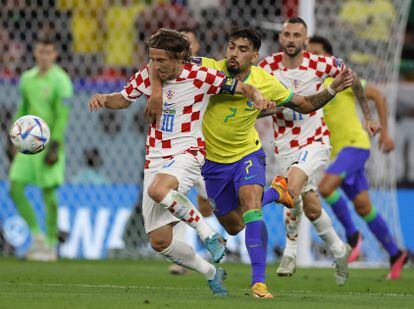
[0,258,412,308]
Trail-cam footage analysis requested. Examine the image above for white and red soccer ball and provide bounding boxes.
[9,115,50,154]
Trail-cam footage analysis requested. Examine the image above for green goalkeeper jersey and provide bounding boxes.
[9,65,73,187]
[15,65,73,144]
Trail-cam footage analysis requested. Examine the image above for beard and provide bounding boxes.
[227,64,240,75]
[283,44,303,57]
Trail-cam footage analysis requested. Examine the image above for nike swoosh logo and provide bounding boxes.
[164,102,174,107]
[244,174,257,181]
[163,160,175,168]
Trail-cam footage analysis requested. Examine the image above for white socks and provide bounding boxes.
[312,209,346,258]
[173,222,188,241]
[283,198,346,259]
[284,238,298,258]
[160,190,215,241]
[283,196,303,257]
[160,238,216,280]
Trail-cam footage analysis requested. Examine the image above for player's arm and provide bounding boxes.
[145,61,163,126]
[232,80,274,110]
[196,55,267,104]
[50,75,73,145]
[45,102,68,165]
[209,76,274,110]
[259,69,354,117]
[45,74,74,165]
[351,76,381,136]
[88,93,132,112]
[89,66,149,112]
[258,88,338,117]
[146,62,274,120]
[365,83,395,153]
[288,69,355,113]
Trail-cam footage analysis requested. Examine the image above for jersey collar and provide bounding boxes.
[33,65,56,77]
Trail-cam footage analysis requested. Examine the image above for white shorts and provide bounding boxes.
[142,152,204,233]
[275,144,330,193]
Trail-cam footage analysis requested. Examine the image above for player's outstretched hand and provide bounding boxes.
[365,119,381,137]
[379,131,395,153]
[330,69,354,92]
[88,94,107,112]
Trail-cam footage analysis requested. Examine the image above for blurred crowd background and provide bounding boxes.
[0,0,413,184]
[0,0,413,262]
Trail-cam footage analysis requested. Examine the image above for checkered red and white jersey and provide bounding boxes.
[120,63,226,167]
[259,51,345,156]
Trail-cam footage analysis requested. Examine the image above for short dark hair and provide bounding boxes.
[309,35,333,55]
[36,34,56,47]
[229,28,262,51]
[146,28,191,62]
[285,17,307,29]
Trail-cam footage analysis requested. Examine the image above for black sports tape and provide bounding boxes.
[219,77,238,95]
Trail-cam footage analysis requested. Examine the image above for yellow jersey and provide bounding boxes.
[199,57,293,163]
[323,78,370,158]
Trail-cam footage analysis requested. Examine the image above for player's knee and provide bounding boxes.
[198,198,212,217]
[304,204,321,221]
[352,192,371,217]
[239,195,262,212]
[147,181,167,204]
[149,236,172,252]
[287,183,301,200]
[354,200,371,217]
[224,224,244,235]
[318,182,333,198]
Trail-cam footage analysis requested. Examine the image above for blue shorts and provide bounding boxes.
[201,148,266,217]
[325,147,370,200]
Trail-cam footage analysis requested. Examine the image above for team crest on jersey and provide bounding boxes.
[292,79,301,90]
[165,89,175,101]
[245,100,255,111]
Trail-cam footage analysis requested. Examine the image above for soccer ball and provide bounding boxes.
[9,115,50,154]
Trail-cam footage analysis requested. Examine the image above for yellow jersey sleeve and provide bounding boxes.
[200,57,221,70]
[252,67,293,106]
[270,77,294,106]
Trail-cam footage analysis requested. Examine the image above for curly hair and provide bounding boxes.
[229,28,262,51]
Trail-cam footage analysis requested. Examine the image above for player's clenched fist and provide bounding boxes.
[330,69,354,92]
[253,96,275,110]
[365,119,381,137]
[88,94,107,112]
[251,90,275,110]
